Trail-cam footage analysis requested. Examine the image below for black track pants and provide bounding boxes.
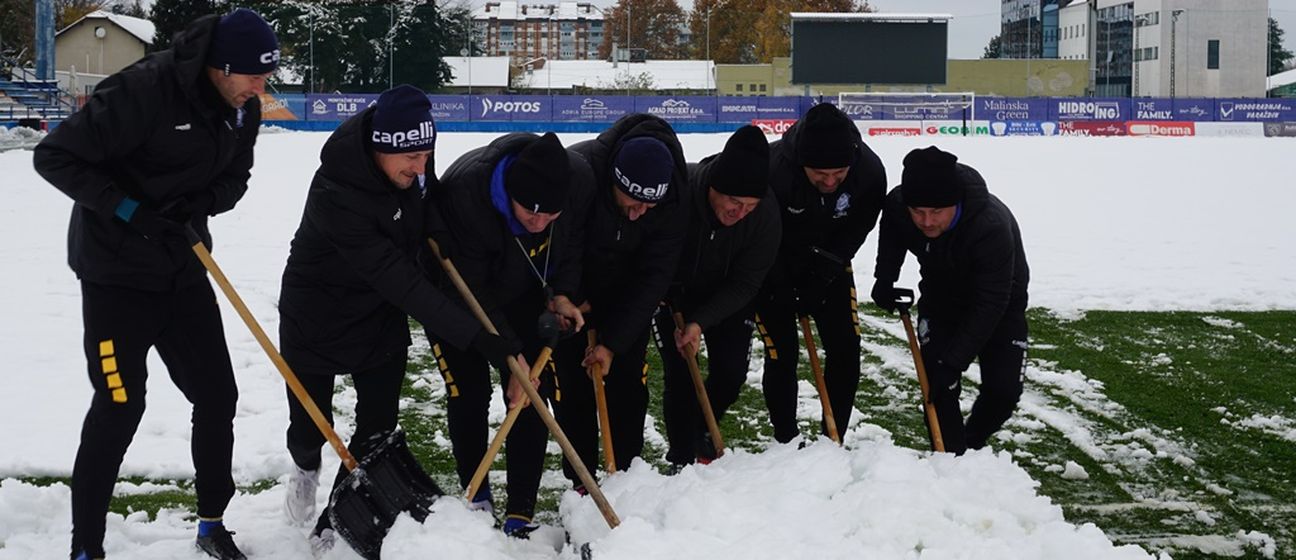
[72,280,238,558]
[428,294,553,518]
[552,327,650,486]
[753,274,861,443]
[653,306,753,465]
[920,311,1028,455]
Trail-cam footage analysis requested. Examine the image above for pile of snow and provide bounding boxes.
[0,126,45,151]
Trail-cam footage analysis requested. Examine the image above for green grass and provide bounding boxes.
[17,309,1295,559]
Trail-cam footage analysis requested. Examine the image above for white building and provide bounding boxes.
[1028,0,1267,97]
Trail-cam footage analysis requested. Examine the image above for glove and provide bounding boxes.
[871,281,897,313]
[470,330,523,373]
[116,197,182,240]
[159,191,216,223]
[795,247,845,315]
[537,311,562,345]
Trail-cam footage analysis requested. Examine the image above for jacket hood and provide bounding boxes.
[317,108,395,194]
[953,163,990,219]
[168,15,219,98]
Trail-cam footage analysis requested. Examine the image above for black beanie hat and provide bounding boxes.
[710,125,770,198]
[613,137,674,202]
[506,132,571,214]
[205,9,279,75]
[795,103,858,169]
[370,85,437,154]
[900,146,963,208]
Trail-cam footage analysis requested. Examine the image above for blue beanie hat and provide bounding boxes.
[370,85,437,154]
[612,137,674,203]
[205,9,279,75]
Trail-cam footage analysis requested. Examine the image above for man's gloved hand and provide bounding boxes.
[922,354,962,395]
[470,330,523,373]
[795,247,846,315]
[871,281,897,313]
[159,191,216,224]
[537,311,562,345]
[116,197,182,240]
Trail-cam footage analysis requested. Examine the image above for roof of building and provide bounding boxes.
[789,12,953,21]
[511,59,714,90]
[1269,67,1296,90]
[474,1,603,21]
[57,10,155,45]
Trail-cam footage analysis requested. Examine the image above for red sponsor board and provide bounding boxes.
[1126,121,1196,137]
[752,119,797,135]
[1057,121,1127,137]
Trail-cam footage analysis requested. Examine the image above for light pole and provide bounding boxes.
[705,6,711,92]
[1170,9,1183,98]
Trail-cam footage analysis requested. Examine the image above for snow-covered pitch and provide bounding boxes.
[1,132,1292,559]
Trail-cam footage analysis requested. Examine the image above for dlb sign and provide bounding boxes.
[307,94,379,121]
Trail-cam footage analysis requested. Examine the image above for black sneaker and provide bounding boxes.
[195,525,246,560]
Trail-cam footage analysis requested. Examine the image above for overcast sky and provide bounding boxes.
[572,0,1296,63]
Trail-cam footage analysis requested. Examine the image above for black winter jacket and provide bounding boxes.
[765,116,886,288]
[567,114,688,354]
[278,108,480,374]
[34,15,260,291]
[873,164,1030,372]
[670,156,781,330]
[432,133,596,342]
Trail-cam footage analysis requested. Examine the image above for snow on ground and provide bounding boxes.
[3,132,1293,558]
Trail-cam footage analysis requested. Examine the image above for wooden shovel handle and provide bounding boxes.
[799,316,840,445]
[670,311,725,457]
[587,330,617,473]
[430,238,621,528]
[189,237,358,471]
[900,311,945,453]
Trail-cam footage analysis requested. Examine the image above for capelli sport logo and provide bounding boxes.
[614,166,668,201]
[259,49,281,65]
[372,120,436,149]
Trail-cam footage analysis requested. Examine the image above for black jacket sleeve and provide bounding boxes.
[943,221,1017,371]
[550,153,595,300]
[600,209,688,355]
[873,192,907,285]
[690,204,781,330]
[32,71,157,215]
[314,185,481,351]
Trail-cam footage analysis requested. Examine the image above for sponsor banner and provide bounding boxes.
[923,120,992,136]
[306,94,379,121]
[635,96,718,122]
[1193,122,1263,137]
[752,118,797,135]
[979,98,1049,122]
[1262,122,1296,137]
[552,96,635,122]
[718,97,803,123]
[988,121,1059,136]
[259,93,300,120]
[1215,99,1296,122]
[822,98,970,121]
[426,95,470,121]
[1172,98,1216,121]
[1130,99,1177,121]
[1057,121,1127,136]
[473,95,551,121]
[1126,121,1196,137]
[1052,98,1130,121]
[854,120,923,136]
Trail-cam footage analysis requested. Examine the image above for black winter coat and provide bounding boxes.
[34,14,260,291]
[873,164,1030,371]
[278,108,480,374]
[567,114,689,354]
[433,133,596,342]
[671,156,781,330]
[765,116,886,287]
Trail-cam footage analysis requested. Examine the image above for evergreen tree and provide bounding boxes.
[150,0,221,51]
[1270,17,1293,76]
[983,34,1001,59]
[109,0,148,18]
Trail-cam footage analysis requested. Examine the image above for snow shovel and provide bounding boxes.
[187,228,442,560]
[586,329,617,473]
[464,312,561,503]
[799,315,841,445]
[670,310,726,459]
[894,288,946,453]
[430,238,621,530]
